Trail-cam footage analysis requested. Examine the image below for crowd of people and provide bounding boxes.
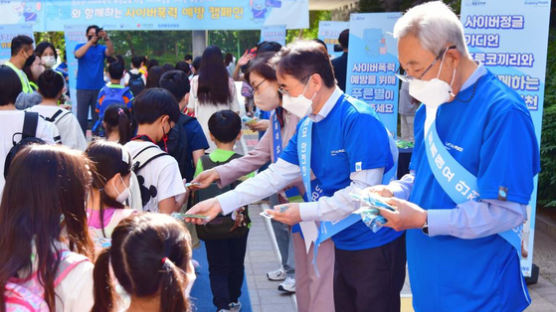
[0,1,540,312]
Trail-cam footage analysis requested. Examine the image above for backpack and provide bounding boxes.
[4,112,46,179]
[194,154,250,240]
[128,72,145,97]
[4,251,89,312]
[92,86,132,132]
[159,114,194,181]
[131,144,169,209]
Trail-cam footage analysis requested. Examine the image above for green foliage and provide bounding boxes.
[34,32,65,58]
[286,10,332,43]
[538,27,556,208]
[208,30,260,58]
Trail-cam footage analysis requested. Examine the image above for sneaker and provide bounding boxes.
[278,277,296,294]
[229,301,241,312]
[266,268,287,281]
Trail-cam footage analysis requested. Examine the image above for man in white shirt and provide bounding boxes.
[124,88,186,213]
[0,65,57,194]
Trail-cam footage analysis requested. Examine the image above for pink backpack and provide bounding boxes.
[3,251,89,312]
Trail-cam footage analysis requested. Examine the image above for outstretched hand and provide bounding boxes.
[378,197,427,232]
[184,198,222,225]
[265,203,301,226]
[190,169,220,190]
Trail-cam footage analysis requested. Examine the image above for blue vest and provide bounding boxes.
[408,71,538,311]
[280,94,402,250]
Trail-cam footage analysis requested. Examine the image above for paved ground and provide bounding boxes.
[239,128,556,312]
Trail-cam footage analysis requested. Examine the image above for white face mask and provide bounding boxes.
[281,82,314,118]
[253,84,280,111]
[407,48,456,110]
[114,176,131,205]
[42,55,56,68]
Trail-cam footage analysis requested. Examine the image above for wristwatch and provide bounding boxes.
[421,219,429,235]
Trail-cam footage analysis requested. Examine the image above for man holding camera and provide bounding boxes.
[74,25,114,133]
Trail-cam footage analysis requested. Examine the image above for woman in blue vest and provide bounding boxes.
[186,40,405,312]
[367,2,539,311]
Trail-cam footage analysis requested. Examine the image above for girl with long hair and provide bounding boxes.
[187,46,240,152]
[0,145,95,312]
[92,213,195,312]
[102,105,134,145]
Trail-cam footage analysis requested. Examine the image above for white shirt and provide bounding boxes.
[0,110,58,194]
[187,76,240,152]
[124,141,185,212]
[27,105,88,151]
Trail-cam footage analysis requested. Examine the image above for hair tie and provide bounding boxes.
[161,257,169,265]
[118,108,125,116]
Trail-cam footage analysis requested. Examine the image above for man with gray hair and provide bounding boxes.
[367,1,539,311]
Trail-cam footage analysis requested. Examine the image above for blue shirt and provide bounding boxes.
[75,43,106,90]
[183,118,210,180]
[407,70,539,311]
[280,95,402,250]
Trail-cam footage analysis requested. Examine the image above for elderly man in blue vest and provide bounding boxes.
[368,1,539,311]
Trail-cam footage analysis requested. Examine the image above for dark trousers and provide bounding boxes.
[204,233,249,310]
[333,234,406,312]
[76,89,100,133]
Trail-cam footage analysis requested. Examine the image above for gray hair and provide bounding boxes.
[393,1,469,58]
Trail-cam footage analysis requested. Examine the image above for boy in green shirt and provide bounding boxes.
[194,109,252,312]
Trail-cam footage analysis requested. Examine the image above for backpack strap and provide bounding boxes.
[22,111,39,139]
[132,145,169,172]
[44,109,71,125]
[54,251,89,286]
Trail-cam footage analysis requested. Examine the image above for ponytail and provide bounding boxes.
[159,257,189,312]
[117,108,132,144]
[92,248,114,312]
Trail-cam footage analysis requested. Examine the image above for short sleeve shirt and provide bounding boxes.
[75,43,106,90]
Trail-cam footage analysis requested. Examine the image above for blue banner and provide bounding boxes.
[345,12,401,138]
[63,25,88,115]
[260,25,286,46]
[318,21,349,59]
[0,24,34,64]
[460,0,551,277]
[0,0,308,32]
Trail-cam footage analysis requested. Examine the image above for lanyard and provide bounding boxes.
[423,104,522,257]
[271,110,282,163]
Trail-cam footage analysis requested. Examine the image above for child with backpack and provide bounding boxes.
[124,88,186,213]
[0,65,58,195]
[85,140,137,251]
[126,56,146,96]
[27,69,87,150]
[193,110,251,312]
[92,213,195,312]
[0,144,95,311]
[93,61,134,134]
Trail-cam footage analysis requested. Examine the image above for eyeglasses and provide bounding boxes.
[396,45,456,82]
[277,74,312,96]
[252,79,266,93]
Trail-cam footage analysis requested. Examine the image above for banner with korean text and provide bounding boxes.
[345,12,401,137]
[63,25,87,115]
[461,0,551,277]
[0,0,309,32]
[318,21,349,59]
[260,25,286,46]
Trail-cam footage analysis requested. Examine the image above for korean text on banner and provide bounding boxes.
[345,12,402,137]
[460,0,551,277]
[260,25,286,46]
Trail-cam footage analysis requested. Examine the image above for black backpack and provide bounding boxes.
[4,112,46,178]
[131,144,169,209]
[194,153,250,240]
[128,72,145,97]
[159,114,195,181]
